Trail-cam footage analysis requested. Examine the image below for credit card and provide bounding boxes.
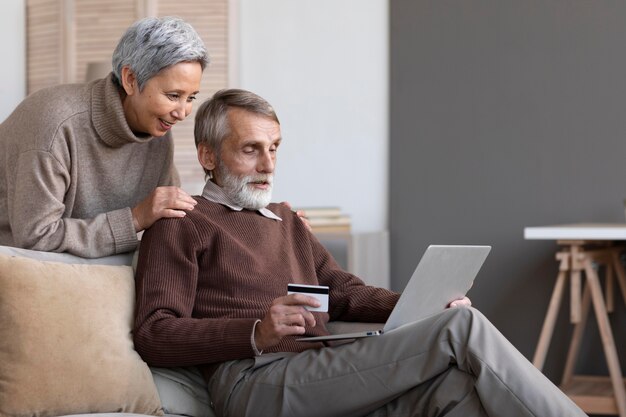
[287,283,329,312]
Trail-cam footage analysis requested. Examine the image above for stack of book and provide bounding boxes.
[297,207,351,233]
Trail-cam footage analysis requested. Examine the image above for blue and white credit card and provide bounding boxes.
[287,283,329,312]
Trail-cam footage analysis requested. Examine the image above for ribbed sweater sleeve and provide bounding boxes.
[134,213,259,367]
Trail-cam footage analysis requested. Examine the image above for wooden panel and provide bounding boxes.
[27,0,62,94]
[74,0,138,83]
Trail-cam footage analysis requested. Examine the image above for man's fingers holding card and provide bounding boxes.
[256,285,329,350]
[287,284,329,312]
[269,296,317,327]
[283,311,311,327]
[286,293,322,309]
[256,297,318,350]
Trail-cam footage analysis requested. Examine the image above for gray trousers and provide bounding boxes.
[208,308,586,417]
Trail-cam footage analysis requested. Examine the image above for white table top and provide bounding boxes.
[524,223,626,240]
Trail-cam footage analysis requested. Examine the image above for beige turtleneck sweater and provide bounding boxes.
[0,74,179,257]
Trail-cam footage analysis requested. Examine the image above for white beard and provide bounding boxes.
[218,162,273,210]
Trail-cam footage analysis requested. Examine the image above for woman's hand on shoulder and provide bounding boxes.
[279,201,311,232]
[131,186,197,232]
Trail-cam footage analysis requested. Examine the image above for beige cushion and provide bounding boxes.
[0,252,163,417]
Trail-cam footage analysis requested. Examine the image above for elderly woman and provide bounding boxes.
[0,16,207,258]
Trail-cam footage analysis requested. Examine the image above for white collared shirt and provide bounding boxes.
[200,180,282,222]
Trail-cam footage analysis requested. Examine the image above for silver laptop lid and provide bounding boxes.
[383,245,491,332]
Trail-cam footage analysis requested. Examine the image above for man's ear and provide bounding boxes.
[120,66,138,96]
[197,143,217,171]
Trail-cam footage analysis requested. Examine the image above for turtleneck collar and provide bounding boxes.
[90,73,158,148]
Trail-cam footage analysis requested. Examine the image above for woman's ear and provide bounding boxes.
[120,66,137,96]
[197,143,217,172]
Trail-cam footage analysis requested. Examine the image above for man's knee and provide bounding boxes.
[446,305,482,321]
[436,306,481,333]
[431,306,494,351]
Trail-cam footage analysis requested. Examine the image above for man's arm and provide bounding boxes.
[307,233,401,323]
[133,215,261,367]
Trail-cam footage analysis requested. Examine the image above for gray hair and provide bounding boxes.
[195,88,279,148]
[194,89,280,176]
[111,16,209,91]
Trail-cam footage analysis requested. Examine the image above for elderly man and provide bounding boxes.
[133,89,586,417]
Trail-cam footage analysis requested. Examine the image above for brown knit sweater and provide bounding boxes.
[133,197,399,378]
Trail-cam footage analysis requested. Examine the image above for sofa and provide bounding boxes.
[0,245,380,417]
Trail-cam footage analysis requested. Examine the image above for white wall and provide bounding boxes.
[238,0,389,233]
[0,0,25,122]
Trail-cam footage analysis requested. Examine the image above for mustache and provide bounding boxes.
[247,174,273,185]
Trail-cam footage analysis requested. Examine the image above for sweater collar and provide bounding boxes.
[90,73,157,148]
[201,180,282,221]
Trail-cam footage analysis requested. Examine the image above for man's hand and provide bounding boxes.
[131,186,197,232]
[254,294,321,351]
[448,296,472,308]
[280,201,312,232]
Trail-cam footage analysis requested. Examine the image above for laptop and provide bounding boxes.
[297,244,491,342]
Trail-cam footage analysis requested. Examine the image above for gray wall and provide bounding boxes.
[390,0,626,383]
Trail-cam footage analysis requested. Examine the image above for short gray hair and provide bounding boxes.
[194,89,279,149]
[112,16,209,91]
[194,89,280,176]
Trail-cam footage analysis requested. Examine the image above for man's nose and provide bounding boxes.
[257,150,275,173]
